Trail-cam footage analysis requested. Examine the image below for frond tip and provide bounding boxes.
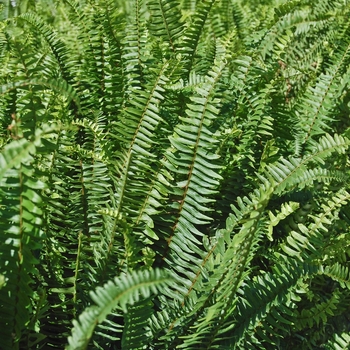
[66,269,172,350]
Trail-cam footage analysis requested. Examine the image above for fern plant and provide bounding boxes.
[1,0,350,349]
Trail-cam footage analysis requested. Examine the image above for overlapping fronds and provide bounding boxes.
[161,59,226,279]
[280,189,350,261]
[230,260,320,348]
[147,0,184,55]
[179,0,215,74]
[0,123,57,349]
[1,0,350,349]
[266,133,350,195]
[18,12,75,84]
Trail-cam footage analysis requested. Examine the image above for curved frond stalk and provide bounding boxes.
[66,269,171,350]
[267,134,350,195]
[178,180,274,349]
[18,12,75,85]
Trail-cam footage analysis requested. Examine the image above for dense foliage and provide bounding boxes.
[1,0,350,348]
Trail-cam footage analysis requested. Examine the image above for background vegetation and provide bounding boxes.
[0,0,350,349]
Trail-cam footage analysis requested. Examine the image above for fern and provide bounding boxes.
[325,332,350,350]
[66,269,171,350]
[147,0,184,55]
[1,0,350,348]
[0,123,57,349]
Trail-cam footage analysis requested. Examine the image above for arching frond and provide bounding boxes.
[66,269,171,350]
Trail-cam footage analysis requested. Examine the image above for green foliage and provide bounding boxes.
[0,0,350,349]
[67,269,171,350]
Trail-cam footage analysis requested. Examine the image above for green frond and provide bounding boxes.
[180,181,274,349]
[267,201,300,241]
[66,269,171,350]
[121,0,148,89]
[281,189,350,261]
[18,12,75,84]
[147,0,184,55]
[108,61,172,267]
[0,123,58,180]
[0,78,80,110]
[226,55,276,183]
[306,133,350,163]
[156,175,274,349]
[324,263,350,290]
[162,60,225,250]
[296,59,350,145]
[325,332,350,350]
[1,1,350,348]
[294,289,341,329]
[0,166,46,349]
[71,0,124,118]
[121,298,153,350]
[178,0,215,74]
[230,0,248,42]
[0,123,58,349]
[228,260,320,348]
[266,133,350,195]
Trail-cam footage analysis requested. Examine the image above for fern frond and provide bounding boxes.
[155,174,274,349]
[66,269,171,350]
[161,60,225,259]
[267,133,350,195]
[0,78,80,109]
[297,67,350,145]
[325,332,350,350]
[229,260,320,348]
[1,1,350,348]
[324,263,350,290]
[18,12,75,84]
[108,61,171,268]
[0,123,57,180]
[0,123,58,349]
[179,0,215,74]
[294,289,340,329]
[147,0,184,55]
[121,298,154,350]
[180,181,274,349]
[281,189,350,261]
